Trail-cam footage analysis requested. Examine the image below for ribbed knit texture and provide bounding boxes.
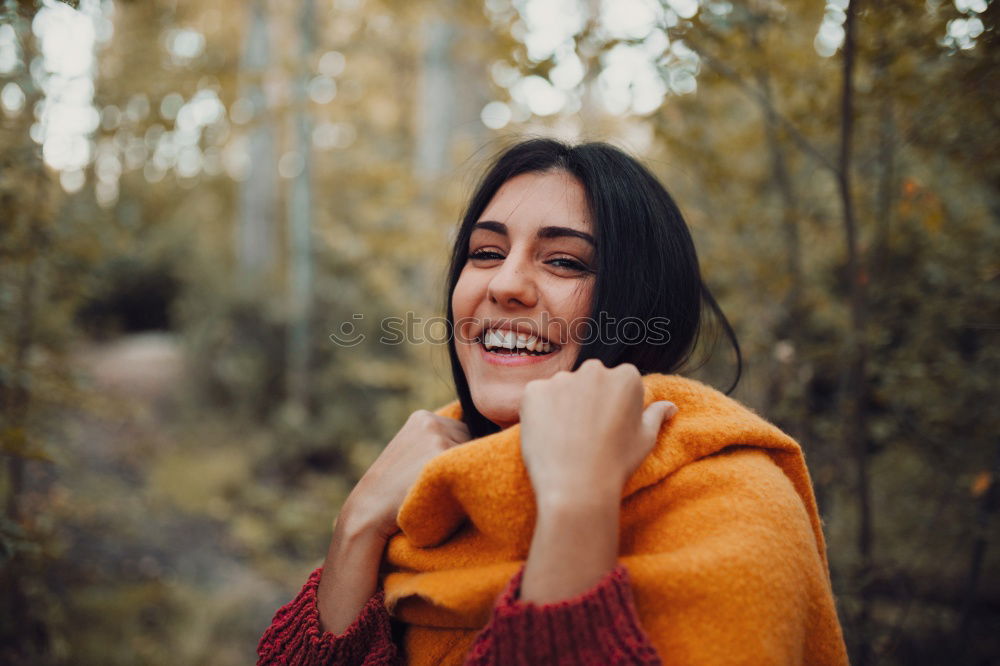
[257,567,399,665]
[465,564,662,665]
[257,564,658,665]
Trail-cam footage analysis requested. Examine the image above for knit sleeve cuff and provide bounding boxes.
[464,565,662,665]
[257,566,398,666]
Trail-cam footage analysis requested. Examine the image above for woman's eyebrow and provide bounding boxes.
[472,220,508,235]
[473,221,594,246]
[537,225,594,245]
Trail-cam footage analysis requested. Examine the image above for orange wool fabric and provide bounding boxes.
[381,374,850,665]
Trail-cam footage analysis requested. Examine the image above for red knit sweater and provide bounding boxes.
[257,564,662,665]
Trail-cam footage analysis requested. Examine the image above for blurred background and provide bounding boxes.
[0,0,997,663]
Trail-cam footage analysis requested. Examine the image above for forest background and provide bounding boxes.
[1,0,997,664]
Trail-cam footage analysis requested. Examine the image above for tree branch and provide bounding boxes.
[683,34,839,174]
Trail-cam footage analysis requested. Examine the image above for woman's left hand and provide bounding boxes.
[518,359,678,507]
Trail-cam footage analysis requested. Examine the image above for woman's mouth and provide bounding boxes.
[478,329,557,357]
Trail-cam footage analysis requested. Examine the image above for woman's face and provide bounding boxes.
[451,169,596,430]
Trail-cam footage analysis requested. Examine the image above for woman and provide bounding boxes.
[258,139,849,665]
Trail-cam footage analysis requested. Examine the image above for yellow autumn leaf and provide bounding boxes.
[971,471,992,498]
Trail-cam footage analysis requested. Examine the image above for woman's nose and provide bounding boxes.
[487,252,538,308]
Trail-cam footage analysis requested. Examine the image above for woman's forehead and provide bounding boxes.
[479,170,592,233]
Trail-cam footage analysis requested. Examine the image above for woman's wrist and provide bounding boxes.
[521,486,621,604]
[534,472,624,513]
[317,509,390,635]
[338,486,396,540]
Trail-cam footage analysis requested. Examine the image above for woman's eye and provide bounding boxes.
[547,257,590,272]
[467,250,592,274]
[468,250,504,261]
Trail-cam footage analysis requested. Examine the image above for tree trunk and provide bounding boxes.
[836,3,874,664]
[749,22,804,431]
[235,0,278,280]
[413,6,457,185]
[871,45,896,283]
[285,0,316,413]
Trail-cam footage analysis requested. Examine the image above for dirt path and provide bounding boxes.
[25,333,275,664]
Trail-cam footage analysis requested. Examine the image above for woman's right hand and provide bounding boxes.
[341,410,472,540]
[318,410,471,634]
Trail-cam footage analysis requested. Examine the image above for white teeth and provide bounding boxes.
[481,328,555,354]
[483,329,513,350]
[483,330,496,348]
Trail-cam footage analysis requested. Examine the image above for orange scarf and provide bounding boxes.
[382,374,849,665]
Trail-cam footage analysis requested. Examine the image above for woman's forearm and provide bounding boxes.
[519,484,621,604]
[316,501,389,635]
[312,409,471,636]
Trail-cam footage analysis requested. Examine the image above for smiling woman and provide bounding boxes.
[257,139,849,665]
[442,139,734,440]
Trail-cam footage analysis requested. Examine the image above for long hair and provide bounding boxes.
[444,138,741,438]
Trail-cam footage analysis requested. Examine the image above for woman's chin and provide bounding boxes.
[472,395,521,431]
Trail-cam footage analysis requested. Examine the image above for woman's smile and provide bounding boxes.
[451,169,596,430]
[477,322,559,366]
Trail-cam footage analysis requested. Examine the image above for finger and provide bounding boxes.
[613,362,639,376]
[641,401,678,440]
[437,416,472,444]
